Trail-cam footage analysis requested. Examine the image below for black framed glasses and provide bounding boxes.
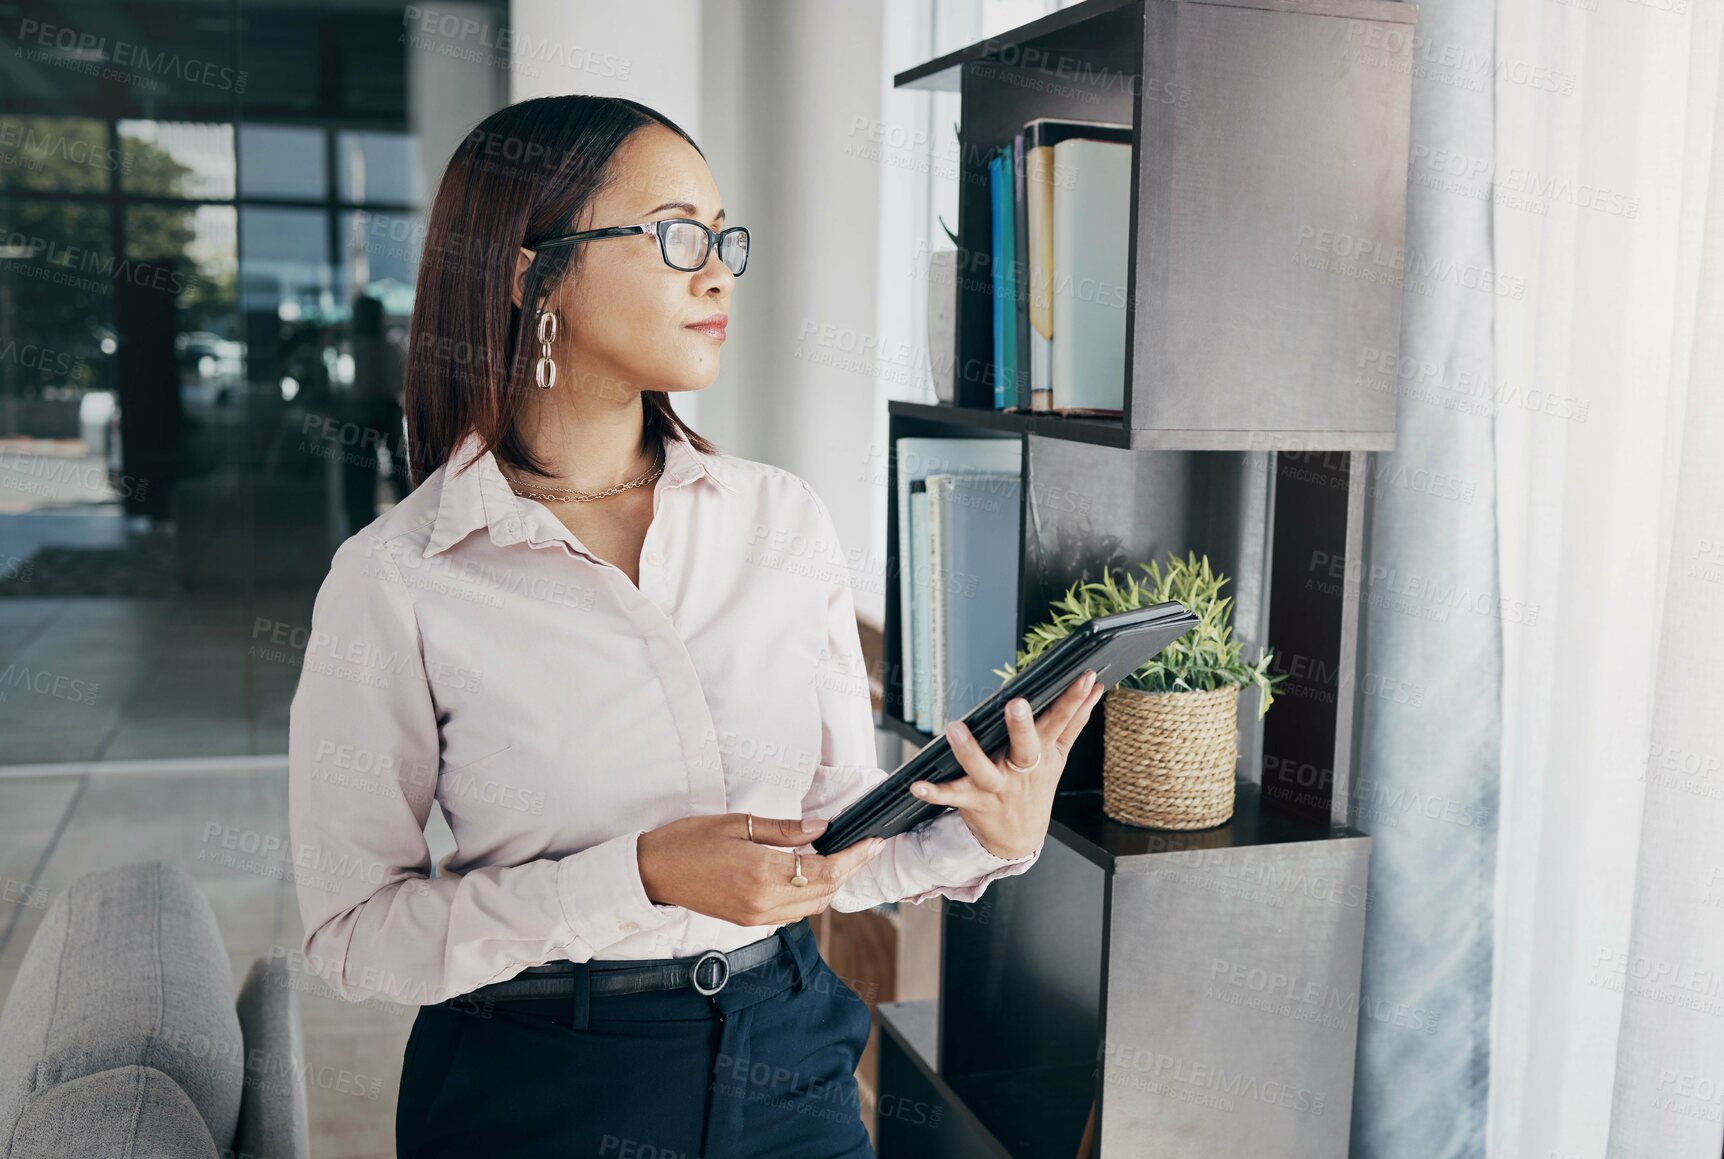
[532,217,750,276]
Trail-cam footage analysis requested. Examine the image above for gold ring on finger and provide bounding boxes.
[790,851,808,888]
[1005,751,1041,774]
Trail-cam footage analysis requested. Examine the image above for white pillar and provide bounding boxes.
[405,3,509,206]
[510,0,707,430]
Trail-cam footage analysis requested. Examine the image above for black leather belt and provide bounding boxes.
[454,929,792,1002]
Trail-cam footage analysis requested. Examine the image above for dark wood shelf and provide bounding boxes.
[1048,783,1366,870]
[877,1000,1096,1159]
[894,0,1417,92]
[889,399,1397,451]
[889,399,1130,448]
[862,730,1369,861]
[895,0,1412,456]
[893,0,1141,91]
[949,1065,1099,1157]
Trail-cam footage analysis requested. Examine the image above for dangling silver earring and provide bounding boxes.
[534,309,558,390]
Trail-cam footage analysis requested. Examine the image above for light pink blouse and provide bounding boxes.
[287,428,1039,1005]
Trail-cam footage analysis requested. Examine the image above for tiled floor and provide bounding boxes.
[0,763,457,1159]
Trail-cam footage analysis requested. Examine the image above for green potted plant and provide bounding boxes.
[995,552,1283,830]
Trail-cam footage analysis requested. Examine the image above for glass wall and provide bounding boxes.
[0,1,505,764]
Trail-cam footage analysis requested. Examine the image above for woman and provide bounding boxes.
[287,94,1104,1159]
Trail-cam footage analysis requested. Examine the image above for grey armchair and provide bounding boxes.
[0,860,309,1159]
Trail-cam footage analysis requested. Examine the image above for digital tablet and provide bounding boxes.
[809,601,1201,855]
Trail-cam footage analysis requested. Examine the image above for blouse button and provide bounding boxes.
[619,920,640,933]
[643,549,663,567]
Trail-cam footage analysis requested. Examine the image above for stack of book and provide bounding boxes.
[987,117,1133,415]
[896,438,1025,734]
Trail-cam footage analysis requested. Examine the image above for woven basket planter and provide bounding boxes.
[1100,684,1238,829]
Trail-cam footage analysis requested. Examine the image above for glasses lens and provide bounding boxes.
[719,229,749,276]
[660,221,709,270]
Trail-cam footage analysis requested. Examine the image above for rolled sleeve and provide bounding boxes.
[797,481,1040,912]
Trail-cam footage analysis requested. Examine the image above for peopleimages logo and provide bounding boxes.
[401,7,632,81]
[1342,23,1579,96]
[1408,144,1640,218]
[15,19,248,93]
[1100,1040,1328,1115]
[0,121,128,176]
[1207,958,1442,1034]
[0,663,98,706]
[0,229,189,295]
[0,340,78,377]
[1294,225,1526,299]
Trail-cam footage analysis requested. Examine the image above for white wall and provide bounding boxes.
[509,0,706,431]
[504,1,981,628]
[407,3,508,206]
[698,0,892,623]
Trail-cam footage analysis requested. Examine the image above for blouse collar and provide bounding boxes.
[422,428,735,559]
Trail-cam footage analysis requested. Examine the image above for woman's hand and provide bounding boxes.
[908,669,1105,860]
[636,813,885,926]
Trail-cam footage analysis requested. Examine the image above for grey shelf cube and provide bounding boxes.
[899,0,1414,451]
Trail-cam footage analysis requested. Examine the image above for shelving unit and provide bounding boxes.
[872,0,1414,1155]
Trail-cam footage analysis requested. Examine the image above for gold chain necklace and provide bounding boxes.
[505,445,665,503]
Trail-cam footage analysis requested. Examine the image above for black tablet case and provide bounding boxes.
[810,601,1201,855]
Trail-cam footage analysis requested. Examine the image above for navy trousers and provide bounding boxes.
[395,918,876,1158]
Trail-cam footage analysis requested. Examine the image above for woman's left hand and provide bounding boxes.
[908,668,1106,860]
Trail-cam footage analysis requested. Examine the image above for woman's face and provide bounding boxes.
[529,125,733,401]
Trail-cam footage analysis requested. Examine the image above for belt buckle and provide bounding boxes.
[690,949,730,995]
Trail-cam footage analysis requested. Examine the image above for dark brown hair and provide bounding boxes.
[403,94,718,488]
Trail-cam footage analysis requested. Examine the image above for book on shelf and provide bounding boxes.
[1012,118,1132,416]
[1010,128,1031,412]
[988,145,1020,410]
[909,484,931,731]
[926,476,948,726]
[894,438,1023,730]
[926,472,1023,731]
[1050,134,1132,415]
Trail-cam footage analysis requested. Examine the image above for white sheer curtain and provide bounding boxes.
[1490,2,1724,1156]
